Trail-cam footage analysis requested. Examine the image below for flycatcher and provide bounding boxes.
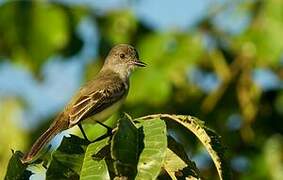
[21,44,146,163]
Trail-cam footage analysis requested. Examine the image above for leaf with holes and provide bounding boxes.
[135,118,167,180]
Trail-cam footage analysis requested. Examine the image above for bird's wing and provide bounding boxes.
[68,83,126,126]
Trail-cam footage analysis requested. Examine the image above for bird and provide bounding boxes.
[21,44,146,163]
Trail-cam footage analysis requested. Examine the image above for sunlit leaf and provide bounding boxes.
[137,114,230,180]
[80,137,110,180]
[135,118,167,180]
[163,149,194,180]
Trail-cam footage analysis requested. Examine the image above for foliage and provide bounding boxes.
[0,0,283,179]
[5,114,229,179]
[5,151,32,180]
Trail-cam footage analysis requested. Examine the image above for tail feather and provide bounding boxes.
[21,114,68,163]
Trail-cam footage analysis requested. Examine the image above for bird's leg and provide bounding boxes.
[87,121,114,143]
[78,122,113,143]
[78,124,91,142]
[95,121,113,135]
[91,133,111,143]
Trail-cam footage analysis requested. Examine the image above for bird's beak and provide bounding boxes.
[133,60,147,67]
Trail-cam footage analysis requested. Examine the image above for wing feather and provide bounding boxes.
[68,84,126,126]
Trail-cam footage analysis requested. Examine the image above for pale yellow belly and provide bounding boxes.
[82,98,125,124]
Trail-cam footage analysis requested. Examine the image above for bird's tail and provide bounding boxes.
[21,113,69,164]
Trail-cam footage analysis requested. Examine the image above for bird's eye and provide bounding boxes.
[119,53,125,59]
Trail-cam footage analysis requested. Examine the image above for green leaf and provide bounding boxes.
[167,136,200,179]
[46,135,88,180]
[135,118,167,180]
[80,137,110,180]
[5,151,32,180]
[163,148,187,179]
[137,114,230,180]
[111,115,143,178]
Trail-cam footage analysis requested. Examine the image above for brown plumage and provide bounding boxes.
[21,44,146,163]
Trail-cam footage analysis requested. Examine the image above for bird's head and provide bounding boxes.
[103,44,146,77]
